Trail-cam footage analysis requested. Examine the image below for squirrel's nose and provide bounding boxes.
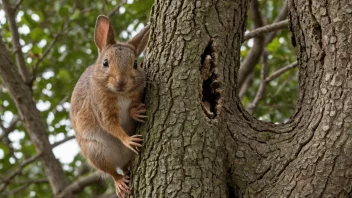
[116,80,127,90]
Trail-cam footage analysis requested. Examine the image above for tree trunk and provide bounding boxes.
[132,0,352,197]
[0,37,68,195]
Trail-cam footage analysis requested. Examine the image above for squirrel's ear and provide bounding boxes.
[127,24,150,56]
[94,15,116,52]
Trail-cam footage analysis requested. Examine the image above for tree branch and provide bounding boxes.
[3,178,48,195]
[14,178,48,185]
[76,164,90,177]
[31,33,62,78]
[0,35,68,194]
[13,0,24,12]
[108,0,127,18]
[239,71,254,99]
[239,0,289,95]
[246,60,297,114]
[49,95,69,116]
[265,0,288,44]
[244,20,289,41]
[51,136,75,148]
[1,136,17,163]
[55,172,102,198]
[5,183,29,195]
[0,152,42,192]
[0,131,75,193]
[0,116,20,161]
[30,6,94,80]
[238,0,265,88]
[31,13,74,79]
[265,61,298,83]
[0,116,20,140]
[247,51,269,114]
[2,0,31,84]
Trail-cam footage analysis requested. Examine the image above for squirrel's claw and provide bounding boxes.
[130,103,147,123]
[116,175,130,198]
[122,134,143,154]
[134,115,148,123]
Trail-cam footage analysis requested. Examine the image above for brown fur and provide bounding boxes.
[70,15,150,197]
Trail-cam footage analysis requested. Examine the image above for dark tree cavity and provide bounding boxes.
[200,40,221,119]
[131,0,352,197]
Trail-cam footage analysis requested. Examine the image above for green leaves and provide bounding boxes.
[241,1,297,123]
[0,0,153,196]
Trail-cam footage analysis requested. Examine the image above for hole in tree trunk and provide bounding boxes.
[199,39,221,119]
[227,168,241,198]
[228,183,240,198]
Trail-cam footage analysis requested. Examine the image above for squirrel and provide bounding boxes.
[70,15,150,197]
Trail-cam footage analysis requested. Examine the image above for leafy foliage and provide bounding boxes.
[241,0,297,122]
[0,0,152,197]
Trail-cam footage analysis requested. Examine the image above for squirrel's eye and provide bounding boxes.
[133,60,138,69]
[103,59,109,67]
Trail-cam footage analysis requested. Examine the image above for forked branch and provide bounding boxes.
[2,0,31,84]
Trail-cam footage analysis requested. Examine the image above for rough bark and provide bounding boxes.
[225,0,352,197]
[0,37,68,194]
[132,0,352,197]
[132,0,249,197]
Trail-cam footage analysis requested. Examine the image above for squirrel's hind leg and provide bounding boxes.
[112,173,130,198]
[79,138,131,198]
[87,156,131,198]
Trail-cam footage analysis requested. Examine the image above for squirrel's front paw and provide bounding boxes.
[122,134,143,154]
[130,103,148,122]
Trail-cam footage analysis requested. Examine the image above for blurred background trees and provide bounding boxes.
[0,0,295,197]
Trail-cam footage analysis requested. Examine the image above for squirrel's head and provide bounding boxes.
[93,15,149,94]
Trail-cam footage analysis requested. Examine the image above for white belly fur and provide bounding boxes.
[117,96,135,135]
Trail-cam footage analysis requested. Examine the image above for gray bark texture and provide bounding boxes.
[131,0,249,197]
[131,0,352,197]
